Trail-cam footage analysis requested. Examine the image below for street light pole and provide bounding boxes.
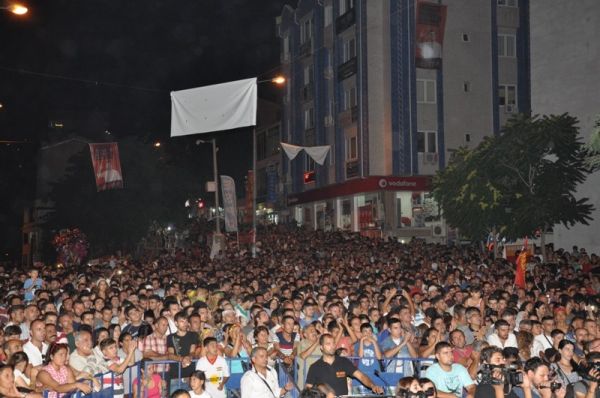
[212,138,221,235]
[252,127,257,258]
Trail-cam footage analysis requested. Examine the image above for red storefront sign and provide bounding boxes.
[287,176,431,206]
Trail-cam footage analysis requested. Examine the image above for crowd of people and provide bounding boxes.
[0,224,599,398]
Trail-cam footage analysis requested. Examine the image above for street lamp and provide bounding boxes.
[153,141,161,148]
[1,4,28,15]
[197,139,221,235]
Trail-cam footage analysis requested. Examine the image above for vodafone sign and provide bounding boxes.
[288,175,431,205]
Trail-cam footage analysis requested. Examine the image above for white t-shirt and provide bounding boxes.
[196,356,230,398]
[23,340,48,367]
[189,391,212,398]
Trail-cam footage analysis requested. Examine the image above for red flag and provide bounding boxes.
[89,143,124,192]
[514,238,528,288]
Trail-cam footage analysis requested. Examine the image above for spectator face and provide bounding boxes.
[283,317,295,334]
[450,331,465,349]
[389,322,402,339]
[542,318,555,335]
[76,332,93,355]
[189,316,201,332]
[528,364,550,388]
[10,308,24,323]
[176,317,189,333]
[435,346,454,367]
[205,341,219,357]
[154,318,168,336]
[30,320,46,343]
[81,313,94,326]
[45,324,57,344]
[585,321,598,338]
[489,352,505,366]
[44,303,57,314]
[575,329,589,345]
[127,308,142,323]
[50,346,69,367]
[102,342,118,359]
[321,335,336,356]
[73,302,85,317]
[560,343,574,361]
[433,318,446,334]
[252,348,269,368]
[497,324,510,340]
[168,303,180,318]
[5,340,23,358]
[0,366,16,388]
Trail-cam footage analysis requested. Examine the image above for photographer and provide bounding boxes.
[512,357,567,398]
[576,352,600,398]
[475,346,520,398]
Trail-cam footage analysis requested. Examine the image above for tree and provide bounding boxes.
[44,136,203,258]
[434,114,594,258]
[586,116,600,170]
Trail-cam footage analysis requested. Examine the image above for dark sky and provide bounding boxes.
[0,0,294,256]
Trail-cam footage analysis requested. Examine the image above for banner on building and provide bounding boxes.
[281,142,330,165]
[244,170,254,224]
[415,1,447,69]
[358,204,374,230]
[170,78,257,137]
[89,143,123,192]
[220,175,238,232]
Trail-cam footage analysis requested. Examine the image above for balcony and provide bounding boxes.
[346,160,359,179]
[299,40,313,58]
[336,8,356,34]
[337,57,357,81]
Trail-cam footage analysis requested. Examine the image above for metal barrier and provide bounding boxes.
[41,356,430,397]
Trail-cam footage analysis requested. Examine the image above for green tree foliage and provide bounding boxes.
[433,113,594,240]
[44,136,202,257]
[586,116,600,170]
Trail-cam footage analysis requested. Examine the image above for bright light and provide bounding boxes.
[166,226,172,231]
[9,4,28,15]
[153,141,161,148]
[272,76,286,85]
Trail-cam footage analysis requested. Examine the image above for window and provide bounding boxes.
[416,79,436,104]
[463,81,471,92]
[342,37,356,62]
[465,133,471,143]
[498,0,517,7]
[498,84,517,106]
[417,131,437,153]
[304,107,315,130]
[339,0,355,15]
[303,64,314,85]
[462,33,470,42]
[346,136,358,160]
[324,5,333,27]
[498,34,516,57]
[343,86,357,111]
[300,18,312,44]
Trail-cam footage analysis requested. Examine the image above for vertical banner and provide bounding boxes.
[266,165,278,204]
[244,170,254,224]
[89,143,124,192]
[220,175,238,232]
[358,204,373,230]
[415,1,447,69]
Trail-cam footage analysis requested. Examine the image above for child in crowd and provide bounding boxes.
[132,361,164,398]
[189,370,211,398]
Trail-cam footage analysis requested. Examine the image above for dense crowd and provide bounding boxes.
[1,225,600,398]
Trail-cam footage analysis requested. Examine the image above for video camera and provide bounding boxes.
[478,364,523,386]
[577,361,600,382]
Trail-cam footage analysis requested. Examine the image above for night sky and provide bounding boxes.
[0,0,294,257]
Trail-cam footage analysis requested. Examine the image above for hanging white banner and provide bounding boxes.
[170,78,257,137]
[220,175,238,233]
[304,145,331,165]
[280,142,304,160]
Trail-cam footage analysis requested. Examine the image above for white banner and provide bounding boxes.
[304,145,330,165]
[170,78,257,137]
[220,175,238,232]
[280,142,304,160]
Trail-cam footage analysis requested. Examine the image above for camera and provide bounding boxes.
[577,361,600,382]
[478,364,523,386]
[550,381,562,392]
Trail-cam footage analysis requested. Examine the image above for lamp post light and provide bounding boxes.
[1,4,28,15]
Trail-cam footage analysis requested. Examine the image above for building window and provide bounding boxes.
[304,64,314,85]
[463,81,471,92]
[339,0,355,15]
[346,136,358,160]
[324,5,333,27]
[305,153,316,172]
[416,79,436,104]
[465,133,471,143]
[343,86,357,111]
[462,33,470,42]
[417,131,437,153]
[498,84,517,106]
[498,34,516,57]
[300,17,312,44]
[342,37,356,62]
[304,107,315,130]
[498,0,517,7]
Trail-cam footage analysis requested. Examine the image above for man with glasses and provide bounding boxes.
[425,342,475,398]
[532,316,555,358]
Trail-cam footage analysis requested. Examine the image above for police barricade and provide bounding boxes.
[43,356,429,397]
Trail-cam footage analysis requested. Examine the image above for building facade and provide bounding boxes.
[530,0,600,254]
[277,0,530,240]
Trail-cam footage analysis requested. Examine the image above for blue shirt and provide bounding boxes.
[23,278,42,301]
[424,363,474,397]
[380,336,413,376]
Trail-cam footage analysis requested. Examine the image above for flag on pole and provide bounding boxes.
[515,237,528,289]
[89,143,123,192]
[415,1,447,69]
[220,175,238,232]
[280,142,304,160]
[170,78,257,137]
[304,145,330,165]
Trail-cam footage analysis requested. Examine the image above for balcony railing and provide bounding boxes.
[337,57,357,81]
[336,8,356,34]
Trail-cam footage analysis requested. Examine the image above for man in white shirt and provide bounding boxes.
[532,316,555,358]
[241,347,293,398]
[23,319,48,367]
[487,319,518,349]
[195,337,230,398]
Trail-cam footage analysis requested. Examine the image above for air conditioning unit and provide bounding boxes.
[432,223,444,236]
[505,104,516,113]
[324,66,334,80]
[324,115,334,127]
[425,152,438,164]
